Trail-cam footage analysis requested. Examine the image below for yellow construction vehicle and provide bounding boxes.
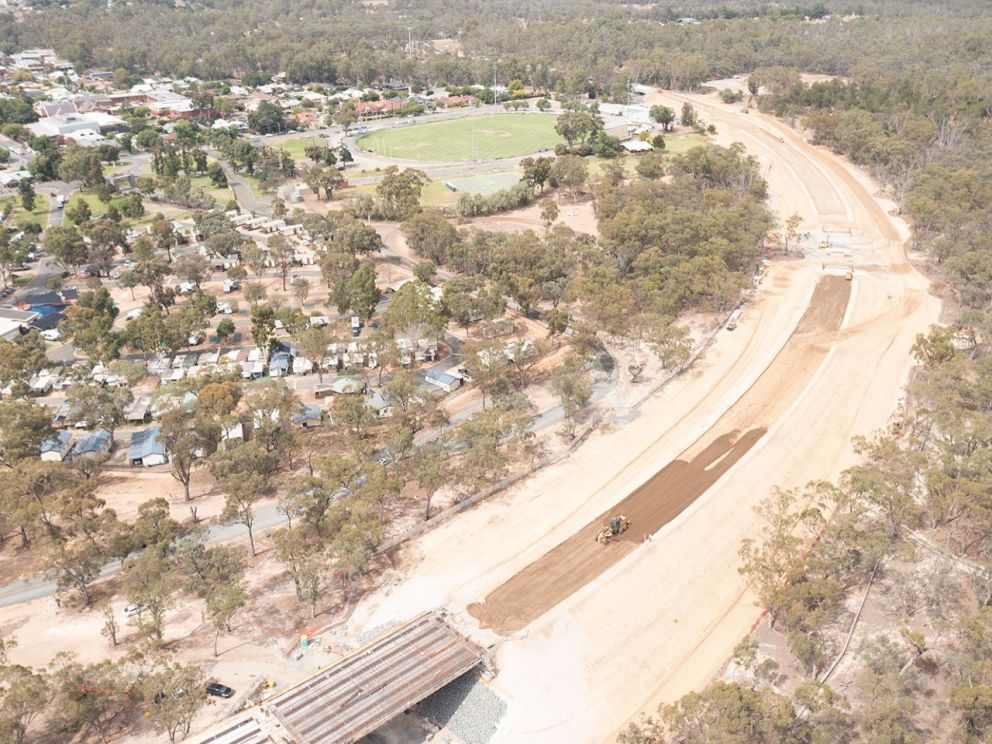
[596,516,631,544]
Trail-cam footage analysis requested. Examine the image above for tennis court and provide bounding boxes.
[442,171,523,194]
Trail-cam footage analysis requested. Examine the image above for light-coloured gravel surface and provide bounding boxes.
[420,673,507,744]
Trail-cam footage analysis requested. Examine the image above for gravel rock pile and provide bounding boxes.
[420,672,507,744]
[355,621,400,646]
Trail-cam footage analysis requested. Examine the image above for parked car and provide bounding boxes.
[188,332,204,346]
[123,603,147,618]
[153,687,187,704]
[41,329,61,342]
[206,682,234,698]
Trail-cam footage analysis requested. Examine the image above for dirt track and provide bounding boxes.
[469,276,850,633]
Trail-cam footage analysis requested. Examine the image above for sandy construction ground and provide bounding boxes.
[342,86,941,744]
[468,275,851,634]
[706,73,846,96]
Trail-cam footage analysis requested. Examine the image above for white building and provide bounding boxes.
[27,112,125,139]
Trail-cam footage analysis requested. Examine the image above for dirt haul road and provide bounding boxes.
[468,276,851,633]
[349,90,941,744]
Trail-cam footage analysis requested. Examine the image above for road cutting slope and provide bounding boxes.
[470,276,850,633]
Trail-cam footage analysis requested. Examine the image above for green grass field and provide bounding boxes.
[1,192,50,228]
[343,178,462,207]
[189,174,236,206]
[357,114,563,162]
[586,133,709,177]
[280,137,326,161]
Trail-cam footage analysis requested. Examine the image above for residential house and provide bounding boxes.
[269,351,291,377]
[11,49,71,73]
[51,399,73,428]
[354,99,405,117]
[504,338,535,362]
[434,95,477,108]
[424,368,462,393]
[365,389,393,418]
[129,427,168,467]
[40,431,73,462]
[164,366,186,383]
[71,429,112,460]
[221,422,245,450]
[621,139,653,154]
[292,403,324,429]
[27,371,55,396]
[144,89,208,119]
[300,91,327,105]
[36,99,79,117]
[0,171,31,187]
[198,349,221,366]
[330,88,364,101]
[241,361,265,380]
[328,377,365,395]
[415,339,438,362]
[0,308,38,341]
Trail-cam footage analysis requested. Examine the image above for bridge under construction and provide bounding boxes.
[191,612,487,744]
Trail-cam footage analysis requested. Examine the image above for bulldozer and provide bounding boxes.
[596,516,631,544]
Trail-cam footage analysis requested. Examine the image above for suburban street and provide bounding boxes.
[0,349,617,608]
[212,155,270,215]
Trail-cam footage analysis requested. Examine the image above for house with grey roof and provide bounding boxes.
[71,429,112,460]
[425,368,462,394]
[328,376,365,395]
[40,430,73,462]
[269,351,291,377]
[292,403,324,429]
[364,389,393,418]
[125,395,152,424]
[0,307,39,341]
[128,426,168,467]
